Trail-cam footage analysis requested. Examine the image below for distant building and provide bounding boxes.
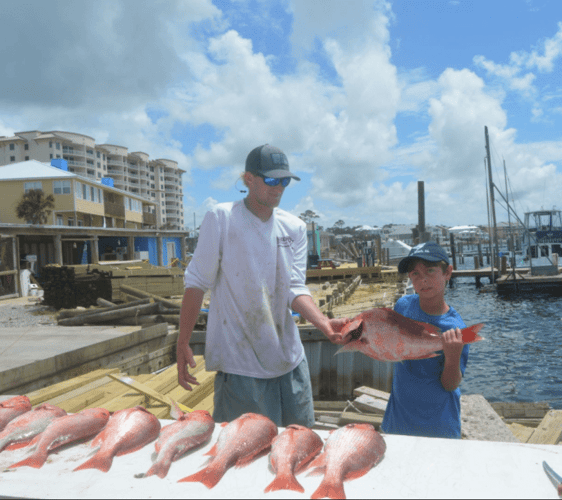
[0,130,184,229]
[0,159,156,229]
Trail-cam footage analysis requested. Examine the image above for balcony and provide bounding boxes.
[104,201,125,218]
[143,212,157,225]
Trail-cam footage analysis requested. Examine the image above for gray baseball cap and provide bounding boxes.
[245,144,300,180]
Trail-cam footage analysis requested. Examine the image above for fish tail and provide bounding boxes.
[144,460,171,479]
[9,451,48,469]
[73,451,113,473]
[264,473,304,493]
[461,323,485,344]
[178,464,224,489]
[311,478,346,500]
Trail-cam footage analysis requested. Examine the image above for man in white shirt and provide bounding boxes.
[177,144,347,427]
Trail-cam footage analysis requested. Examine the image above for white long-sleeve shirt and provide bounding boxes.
[183,200,311,378]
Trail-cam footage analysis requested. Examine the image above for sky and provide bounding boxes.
[1,0,562,232]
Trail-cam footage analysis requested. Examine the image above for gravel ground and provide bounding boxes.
[0,297,58,328]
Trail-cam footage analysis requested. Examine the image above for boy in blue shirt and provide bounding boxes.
[381,241,469,439]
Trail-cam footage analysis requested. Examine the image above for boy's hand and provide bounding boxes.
[441,327,464,360]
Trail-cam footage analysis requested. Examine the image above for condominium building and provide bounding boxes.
[0,130,184,229]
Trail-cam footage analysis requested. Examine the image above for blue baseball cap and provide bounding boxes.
[398,241,450,274]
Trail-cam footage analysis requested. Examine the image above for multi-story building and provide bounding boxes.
[0,130,184,229]
[0,159,157,230]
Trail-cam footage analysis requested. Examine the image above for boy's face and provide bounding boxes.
[408,260,453,301]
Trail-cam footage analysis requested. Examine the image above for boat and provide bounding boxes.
[520,208,562,273]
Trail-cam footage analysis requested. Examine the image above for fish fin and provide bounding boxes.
[144,460,171,479]
[235,445,270,467]
[311,478,346,500]
[178,465,224,489]
[305,452,326,473]
[294,448,323,475]
[264,473,304,493]
[204,442,218,457]
[9,451,48,469]
[402,352,440,360]
[344,465,372,481]
[4,438,34,451]
[74,452,113,473]
[461,323,485,344]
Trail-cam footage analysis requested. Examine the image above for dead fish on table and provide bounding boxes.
[307,423,386,500]
[0,395,32,432]
[337,307,484,362]
[9,408,110,469]
[142,410,215,479]
[0,403,67,453]
[265,424,323,494]
[178,412,278,489]
[74,406,161,473]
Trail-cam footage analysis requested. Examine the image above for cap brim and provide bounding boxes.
[398,255,444,274]
[261,169,300,181]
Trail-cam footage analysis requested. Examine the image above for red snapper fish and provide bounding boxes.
[337,307,484,362]
[0,403,66,453]
[178,412,278,489]
[264,424,323,494]
[307,423,386,500]
[0,395,32,431]
[143,410,215,479]
[9,408,110,469]
[74,406,161,473]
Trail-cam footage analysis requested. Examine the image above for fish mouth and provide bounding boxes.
[349,321,363,341]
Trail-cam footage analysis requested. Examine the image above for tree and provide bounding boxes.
[16,189,55,225]
[334,220,345,229]
[299,210,319,224]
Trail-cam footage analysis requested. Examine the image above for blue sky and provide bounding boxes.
[1,0,562,230]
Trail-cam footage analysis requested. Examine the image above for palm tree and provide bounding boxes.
[16,189,55,225]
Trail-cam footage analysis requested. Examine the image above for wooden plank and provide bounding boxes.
[25,368,121,406]
[352,394,387,415]
[353,386,390,401]
[508,423,535,444]
[106,373,192,414]
[527,410,562,444]
[45,375,122,408]
[338,411,383,428]
[490,402,550,419]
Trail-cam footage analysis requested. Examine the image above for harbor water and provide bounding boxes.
[448,264,562,409]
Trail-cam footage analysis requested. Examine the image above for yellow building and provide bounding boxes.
[0,160,156,229]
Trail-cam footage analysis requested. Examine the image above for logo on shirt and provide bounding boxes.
[277,236,293,247]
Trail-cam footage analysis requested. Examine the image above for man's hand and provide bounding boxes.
[323,317,350,345]
[177,343,199,391]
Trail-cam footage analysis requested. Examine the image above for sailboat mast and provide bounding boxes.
[485,126,499,282]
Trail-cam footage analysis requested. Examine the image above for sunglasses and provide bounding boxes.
[258,175,291,187]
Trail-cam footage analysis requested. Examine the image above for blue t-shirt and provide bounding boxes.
[381,294,469,439]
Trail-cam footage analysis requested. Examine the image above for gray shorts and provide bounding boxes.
[212,357,315,428]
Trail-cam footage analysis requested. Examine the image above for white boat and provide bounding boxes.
[521,208,562,274]
[381,239,412,265]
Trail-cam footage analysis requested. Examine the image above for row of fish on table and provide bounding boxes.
[0,395,386,499]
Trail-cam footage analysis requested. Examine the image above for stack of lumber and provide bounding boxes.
[40,266,112,309]
[55,285,207,328]
[313,386,388,430]
[41,261,185,309]
[22,359,215,419]
[491,402,562,444]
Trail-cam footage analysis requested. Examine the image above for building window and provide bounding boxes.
[9,143,14,150]
[24,144,29,150]
[68,219,74,226]
[25,156,29,161]
[24,181,42,193]
[49,141,53,148]
[10,156,15,162]
[54,180,71,194]
[56,142,60,150]
[56,215,64,226]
